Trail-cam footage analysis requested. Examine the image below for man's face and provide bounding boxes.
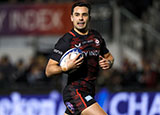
[71,6,90,31]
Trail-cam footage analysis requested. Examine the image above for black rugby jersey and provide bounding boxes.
[51,29,109,92]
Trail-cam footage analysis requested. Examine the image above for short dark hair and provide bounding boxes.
[71,2,91,15]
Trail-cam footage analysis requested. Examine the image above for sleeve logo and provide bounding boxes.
[53,49,63,55]
[85,95,93,102]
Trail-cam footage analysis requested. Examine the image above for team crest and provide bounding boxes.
[94,38,100,46]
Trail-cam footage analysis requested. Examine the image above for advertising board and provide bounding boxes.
[0,4,72,35]
[0,89,160,115]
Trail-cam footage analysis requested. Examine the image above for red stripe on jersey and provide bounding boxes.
[69,31,76,37]
[76,89,87,108]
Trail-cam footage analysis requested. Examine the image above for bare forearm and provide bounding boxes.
[45,59,63,77]
[45,64,63,77]
[104,52,114,63]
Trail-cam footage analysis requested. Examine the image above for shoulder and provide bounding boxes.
[61,32,74,41]
[90,29,104,43]
[90,29,102,37]
[57,32,74,44]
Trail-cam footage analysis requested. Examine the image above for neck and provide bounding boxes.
[74,28,89,35]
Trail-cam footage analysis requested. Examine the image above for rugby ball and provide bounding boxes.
[59,48,83,70]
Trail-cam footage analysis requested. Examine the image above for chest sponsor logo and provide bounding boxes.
[74,39,100,48]
[83,50,100,57]
[74,40,94,48]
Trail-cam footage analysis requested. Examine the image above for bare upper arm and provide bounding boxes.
[47,59,59,66]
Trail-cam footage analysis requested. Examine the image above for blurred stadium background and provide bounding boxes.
[0,0,160,115]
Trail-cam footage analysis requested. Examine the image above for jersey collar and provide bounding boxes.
[70,29,90,37]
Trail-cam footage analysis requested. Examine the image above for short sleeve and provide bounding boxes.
[100,38,109,56]
[50,35,71,63]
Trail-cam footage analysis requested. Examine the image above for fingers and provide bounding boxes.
[99,55,111,70]
[76,61,83,66]
[75,55,84,63]
[101,65,110,70]
[66,53,71,60]
[99,55,103,60]
[99,62,110,69]
[68,53,83,62]
[99,56,106,64]
[65,53,84,71]
[74,55,84,69]
[73,53,82,61]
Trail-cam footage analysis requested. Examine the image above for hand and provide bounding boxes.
[99,55,113,70]
[61,53,84,72]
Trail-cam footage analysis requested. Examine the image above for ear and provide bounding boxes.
[71,15,73,22]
